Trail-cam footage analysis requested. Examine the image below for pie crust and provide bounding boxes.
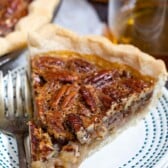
[28,24,168,168]
[0,0,60,56]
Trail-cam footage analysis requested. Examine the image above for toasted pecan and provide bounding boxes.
[42,70,78,83]
[67,58,96,73]
[80,86,97,112]
[65,114,90,144]
[84,70,117,87]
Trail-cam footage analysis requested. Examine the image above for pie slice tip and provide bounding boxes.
[28,24,168,168]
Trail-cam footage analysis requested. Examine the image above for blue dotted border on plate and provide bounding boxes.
[120,95,168,168]
[141,96,168,167]
[119,120,149,168]
[0,134,18,168]
[148,96,168,167]
[145,100,167,168]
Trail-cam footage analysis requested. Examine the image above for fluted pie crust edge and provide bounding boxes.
[0,0,60,56]
[28,24,168,168]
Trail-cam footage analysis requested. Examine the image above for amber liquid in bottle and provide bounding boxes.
[109,0,168,68]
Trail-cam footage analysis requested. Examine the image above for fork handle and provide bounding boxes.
[15,134,27,168]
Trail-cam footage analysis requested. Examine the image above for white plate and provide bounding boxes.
[0,67,168,168]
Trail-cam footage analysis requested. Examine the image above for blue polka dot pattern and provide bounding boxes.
[120,93,168,168]
[0,67,168,168]
[0,133,18,168]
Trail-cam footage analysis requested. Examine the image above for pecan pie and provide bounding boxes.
[28,24,167,168]
[0,0,60,56]
[0,0,33,36]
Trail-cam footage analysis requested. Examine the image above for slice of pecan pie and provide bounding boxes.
[28,25,167,168]
[0,0,60,56]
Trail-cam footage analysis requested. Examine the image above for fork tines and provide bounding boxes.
[1,69,32,119]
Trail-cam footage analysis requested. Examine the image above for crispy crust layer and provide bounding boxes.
[28,24,167,79]
[28,24,168,168]
[0,0,60,56]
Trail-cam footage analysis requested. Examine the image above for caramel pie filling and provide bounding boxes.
[0,0,32,36]
[30,52,155,167]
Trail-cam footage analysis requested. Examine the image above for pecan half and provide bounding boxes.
[80,86,97,112]
[43,70,78,83]
[45,111,73,142]
[99,92,112,109]
[50,85,78,110]
[102,82,131,102]
[67,58,96,73]
[65,114,90,144]
[61,91,77,108]
[123,78,152,93]
[84,70,117,87]
[32,56,65,70]
[65,113,83,132]
[51,85,69,107]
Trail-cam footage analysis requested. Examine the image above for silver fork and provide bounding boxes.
[0,69,32,168]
